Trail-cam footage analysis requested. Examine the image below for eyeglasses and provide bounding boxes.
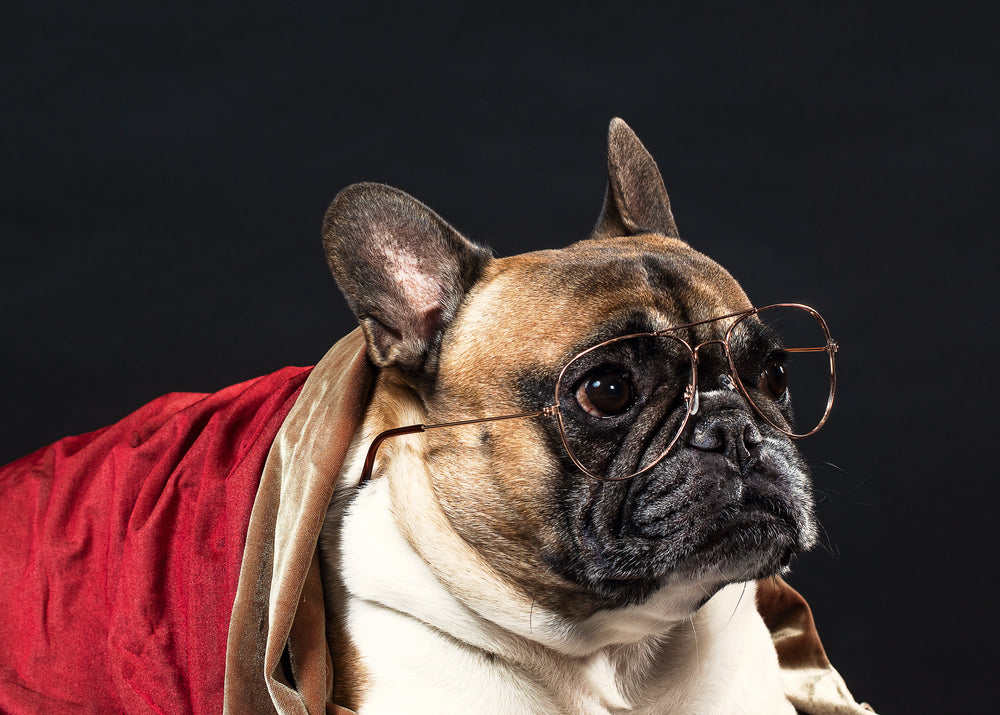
[359,303,838,484]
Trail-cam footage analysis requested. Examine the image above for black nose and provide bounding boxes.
[688,409,762,472]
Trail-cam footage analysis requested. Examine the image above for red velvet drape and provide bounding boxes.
[0,366,312,714]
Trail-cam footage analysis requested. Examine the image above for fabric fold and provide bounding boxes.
[757,577,877,714]
[224,329,370,714]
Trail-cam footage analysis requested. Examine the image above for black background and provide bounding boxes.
[3,2,996,712]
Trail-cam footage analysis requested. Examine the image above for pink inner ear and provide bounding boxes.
[380,238,445,339]
[381,240,441,309]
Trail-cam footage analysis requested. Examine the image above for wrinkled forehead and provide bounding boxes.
[443,236,752,373]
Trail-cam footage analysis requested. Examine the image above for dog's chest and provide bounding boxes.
[332,479,793,714]
[348,603,792,715]
[348,600,637,714]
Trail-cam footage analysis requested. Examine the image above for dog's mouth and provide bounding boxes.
[672,502,800,576]
[558,443,816,606]
[579,501,800,603]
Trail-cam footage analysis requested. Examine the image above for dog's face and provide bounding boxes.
[324,119,817,624]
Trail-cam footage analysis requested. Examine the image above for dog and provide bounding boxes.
[317,118,825,714]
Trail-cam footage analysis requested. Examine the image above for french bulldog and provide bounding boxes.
[318,118,820,714]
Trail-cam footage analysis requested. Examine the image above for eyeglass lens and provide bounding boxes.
[556,333,694,480]
[728,305,834,438]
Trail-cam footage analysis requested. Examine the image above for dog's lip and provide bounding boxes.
[695,506,795,551]
[677,505,800,575]
[577,506,796,586]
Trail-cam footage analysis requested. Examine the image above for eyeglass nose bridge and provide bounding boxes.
[679,338,732,416]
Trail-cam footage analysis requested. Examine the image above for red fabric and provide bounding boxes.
[0,366,312,714]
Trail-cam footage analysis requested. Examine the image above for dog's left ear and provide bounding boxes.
[591,117,681,240]
[322,182,492,377]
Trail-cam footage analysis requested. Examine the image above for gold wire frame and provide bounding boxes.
[358,303,838,484]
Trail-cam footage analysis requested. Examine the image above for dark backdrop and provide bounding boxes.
[3,2,995,712]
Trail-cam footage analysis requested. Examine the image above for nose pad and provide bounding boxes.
[688,409,763,472]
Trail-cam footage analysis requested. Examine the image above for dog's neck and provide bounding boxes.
[322,393,792,713]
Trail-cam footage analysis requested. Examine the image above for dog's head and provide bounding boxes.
[323,119,818,624]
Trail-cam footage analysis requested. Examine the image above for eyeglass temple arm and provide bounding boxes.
[358,407,556,485]
[359,425,426,485]
[785,341,839,354]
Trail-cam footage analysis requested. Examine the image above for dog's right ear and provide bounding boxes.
[591,118,681,241]
[322,182,492,376]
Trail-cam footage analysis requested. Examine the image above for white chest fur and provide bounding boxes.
[335,478,793,715]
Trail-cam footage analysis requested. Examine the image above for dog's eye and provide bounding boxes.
[576,371,635,417]
[758,360,788,401]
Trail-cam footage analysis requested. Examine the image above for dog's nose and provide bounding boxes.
[688,409,762,471]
